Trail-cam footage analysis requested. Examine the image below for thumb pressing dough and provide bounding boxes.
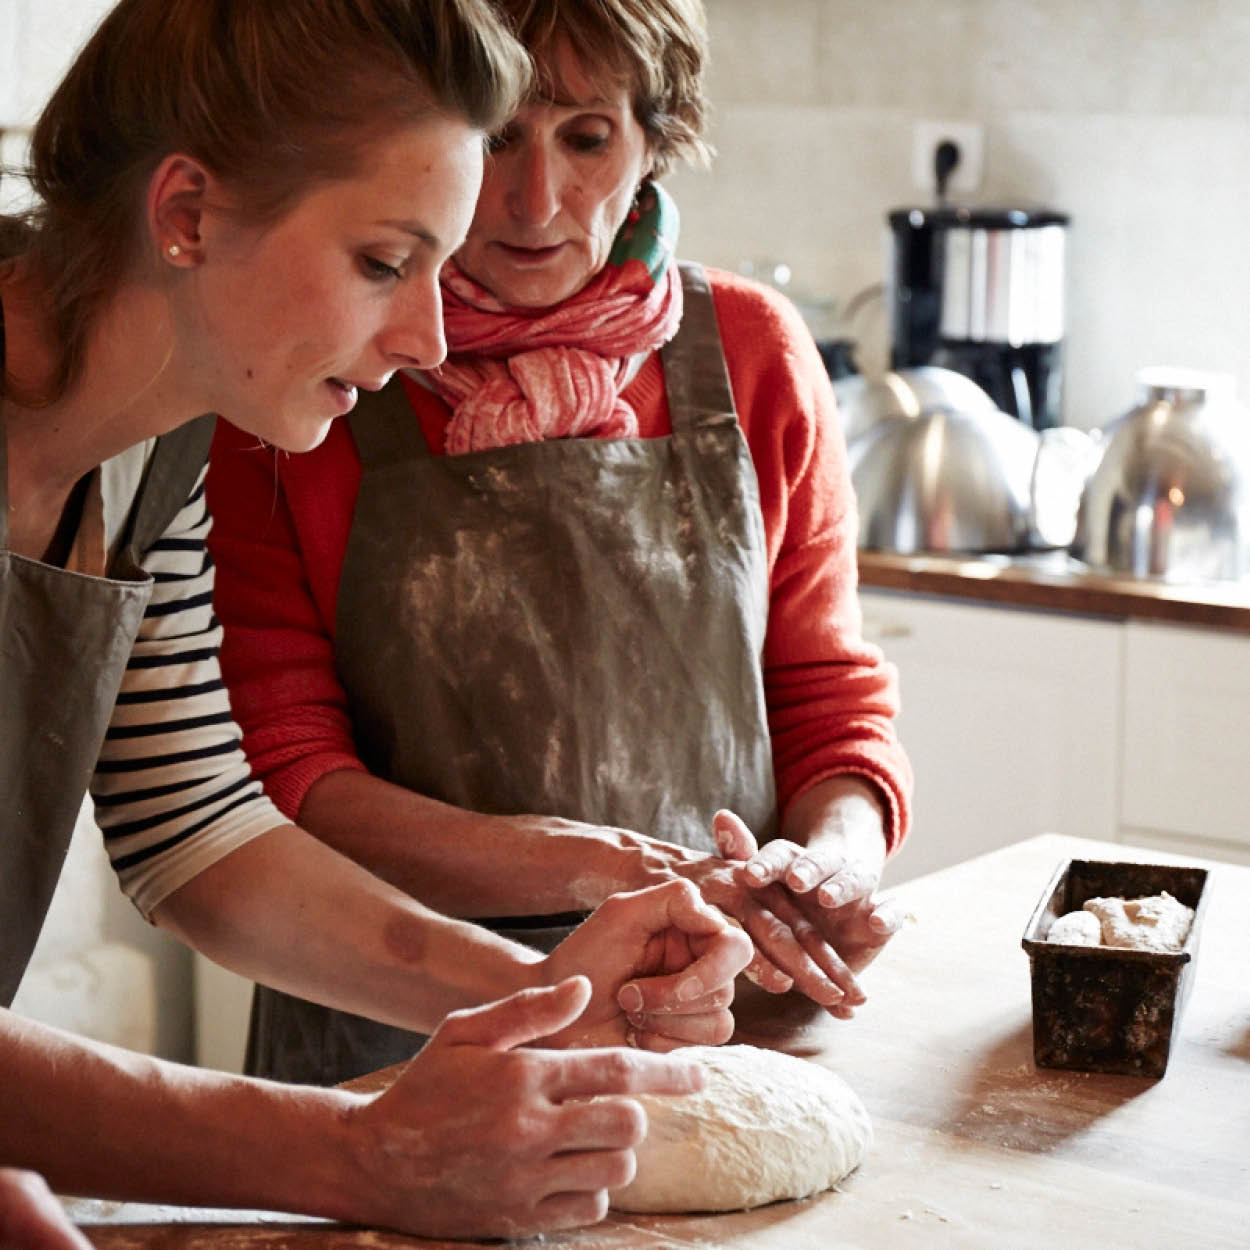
[610,1044,872,1214]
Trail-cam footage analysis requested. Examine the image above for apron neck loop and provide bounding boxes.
[1,304,10,550]
[662,263,737,436]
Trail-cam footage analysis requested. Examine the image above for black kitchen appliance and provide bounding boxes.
[887,205,1070,429]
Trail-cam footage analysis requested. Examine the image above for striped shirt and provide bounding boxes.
[92,461,283,919]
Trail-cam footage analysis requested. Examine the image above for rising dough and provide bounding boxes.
[1045,909,1102,946]
[610,1044,872,1214]
[1083,892,1194,952]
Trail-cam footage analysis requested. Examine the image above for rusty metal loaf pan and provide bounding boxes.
[1020,857,1210,1078]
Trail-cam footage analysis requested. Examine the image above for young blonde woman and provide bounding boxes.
[208,0,915,1089]
[0,1,752,1241]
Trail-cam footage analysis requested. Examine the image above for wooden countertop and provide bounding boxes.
[857,549,1250,633]
[70,834,1250,1249]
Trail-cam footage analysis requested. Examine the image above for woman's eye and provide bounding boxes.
[486,126,519,153]
[565,131,610,154]
[361,255,403,281]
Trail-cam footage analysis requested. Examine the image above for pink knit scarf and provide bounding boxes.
[426,190,683,455]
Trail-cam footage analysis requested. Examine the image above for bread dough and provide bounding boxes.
[610,1044,872,1214]
[1083,892,1194,953]
[1046,909,1102,946]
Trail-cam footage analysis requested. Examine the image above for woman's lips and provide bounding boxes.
[493,241,566,266]
[326,377,359,414]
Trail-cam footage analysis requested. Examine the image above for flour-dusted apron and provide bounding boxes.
[244,263,778,1084]
[0,368,215,1005]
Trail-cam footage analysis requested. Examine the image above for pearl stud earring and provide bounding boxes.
[167,243,182,258]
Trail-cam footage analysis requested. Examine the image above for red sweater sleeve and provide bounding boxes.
[207,266,912,849]
[713,273,912,851]
[206,418,367,819]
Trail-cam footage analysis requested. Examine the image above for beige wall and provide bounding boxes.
[667,0,1250,428]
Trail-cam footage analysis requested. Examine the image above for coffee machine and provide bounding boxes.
[887,205,1070,429]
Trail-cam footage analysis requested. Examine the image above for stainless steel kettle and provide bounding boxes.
[845,365,1100,555]
[848,391,1097,555]
[1071,370,1250,582]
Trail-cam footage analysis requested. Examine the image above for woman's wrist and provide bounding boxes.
[526,816,697,902]
[785,776,887,852]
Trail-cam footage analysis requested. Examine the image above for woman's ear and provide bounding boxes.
[147,154,212,266]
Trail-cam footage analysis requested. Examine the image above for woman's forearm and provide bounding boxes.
[298,769,681,915]
[155,823,752,1059]
[153,823,544,1033]
[2,981,724,1240]
[1,1009,361,1216]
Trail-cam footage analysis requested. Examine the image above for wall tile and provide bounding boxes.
[681,0,1250,425]
[4,0,110,125]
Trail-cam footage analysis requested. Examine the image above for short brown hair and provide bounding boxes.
[493,0,712,178]
[2,0,530,403]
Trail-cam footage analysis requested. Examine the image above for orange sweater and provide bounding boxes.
[206,267,912,849]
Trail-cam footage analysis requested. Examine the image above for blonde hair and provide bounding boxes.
[1,0,531,403]
[493,0,712,178]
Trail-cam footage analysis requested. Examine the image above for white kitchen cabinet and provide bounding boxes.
[1119,620,1250,864]
[860,590,1123,885]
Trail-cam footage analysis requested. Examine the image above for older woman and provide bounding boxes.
[208,0,914,1086]
[1,0,753,1240]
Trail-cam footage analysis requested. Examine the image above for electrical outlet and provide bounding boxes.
[911,120,984,197]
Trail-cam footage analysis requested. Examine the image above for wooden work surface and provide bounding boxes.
[69,834,1250,1249]
[857,549,1250,632]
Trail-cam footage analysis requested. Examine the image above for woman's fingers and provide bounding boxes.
[615,922,752,1020]
[868,897,907,937]
[537,1044,706,1104]
[0,1169,93,1250]
[767,890,867,1007]
[432,975,593,1052]
[548,1094,648,1152]
[834,896,908,975]
[814,861,878,909]
[627,1008,736,1051]
[726,889,844,1008]
[618,977,734,1018]
[711,808,758,861]
[732,837,845,894]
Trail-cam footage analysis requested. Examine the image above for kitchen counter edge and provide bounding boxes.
[856,550,1250,633]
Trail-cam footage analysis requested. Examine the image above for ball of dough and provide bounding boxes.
[1084,892,1194,952]
[610,1044,872,1214]
[1046,909,1102,946]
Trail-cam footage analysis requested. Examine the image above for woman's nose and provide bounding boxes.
[508,144,560,225]
[380,278,447,371]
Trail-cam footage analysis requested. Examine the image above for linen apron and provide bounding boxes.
[245,263,779,1084]
[0,318,214,1003]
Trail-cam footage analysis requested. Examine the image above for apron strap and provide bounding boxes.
[349,375,431,469]
[663,262,738,434]
[0,410,10,550]
[0,306,9,548]
[117,413,216,565]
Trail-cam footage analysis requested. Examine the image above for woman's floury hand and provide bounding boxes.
[710,808,903,1019]
[541,878,754,1050]
[347,976,707,1239]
